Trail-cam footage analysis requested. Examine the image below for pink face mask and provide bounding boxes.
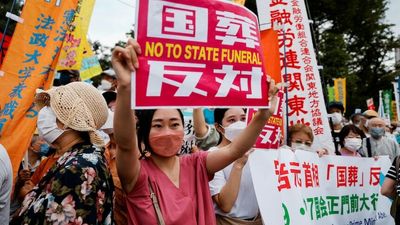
[149,132,184,157]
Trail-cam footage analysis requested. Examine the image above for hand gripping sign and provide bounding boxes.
[134,0,269,108]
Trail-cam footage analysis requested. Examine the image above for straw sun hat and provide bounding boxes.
[45,82,109,146]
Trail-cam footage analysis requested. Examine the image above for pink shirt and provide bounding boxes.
[126,151,216,225]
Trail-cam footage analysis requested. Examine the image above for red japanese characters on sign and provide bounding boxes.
[326,164,381,188]
[134,0,269,108]
[265,0,333,152]
[247,90,284,149]
[274,159,320,191]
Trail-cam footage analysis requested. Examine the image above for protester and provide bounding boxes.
[98,68,118,91]
[338,125,366,157]
[208,108,262,225]
[193,108,220,151]
[102,108,128,225]
[287,123,328,157]
[112,39,277,225]
[15,82,114,224]
[0,143,12,225]
[381,156,400,223]
[360,117,400,160]
[327,101,345,155]
[350,113,363,127]
[10,134,46,216]
[54,69,80,86]
[103,90,117,111]
[361,109,379,136]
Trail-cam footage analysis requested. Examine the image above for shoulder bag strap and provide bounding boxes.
[366,137,372,157]
[148,178,166,225]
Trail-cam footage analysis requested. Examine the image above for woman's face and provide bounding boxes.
[290,131,312,147]
[30,138,46,154]
[149,109,184,141]
[220,108,246,128]
[345,130,361,139]
[148,109,184,157]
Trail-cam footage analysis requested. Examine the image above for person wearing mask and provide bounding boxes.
[361,109,379,136]
[10,134,47,216]
[359,117,400,161]
[102,90,117,112]
[14,82,114,224]
[112,39,278,225]
[327,101,345,155]
[338,125,366,157]
[101,110,128,225]
[287,123,328,157]
[209,108,262,225]
[350,113,363,127]
[0,143,12,225]
[98,69,118,92]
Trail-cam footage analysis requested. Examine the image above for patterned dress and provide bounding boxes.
[17,142,114,225]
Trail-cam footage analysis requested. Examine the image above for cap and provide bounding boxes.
[362,109,378,118]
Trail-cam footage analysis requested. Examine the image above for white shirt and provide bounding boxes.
[208,147,259,219]
[0,144,12,225]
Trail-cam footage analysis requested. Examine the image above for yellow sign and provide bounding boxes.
[56,0,101,80]
[334,78,346,112]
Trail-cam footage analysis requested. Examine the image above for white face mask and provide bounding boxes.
[291,142,312,152]
[37,106,66,144]
[331,112,342,125]
[223,121,247,142]
[344,137,362,152]
[100,80,112,91]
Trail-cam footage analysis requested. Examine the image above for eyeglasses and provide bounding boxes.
[292,139,312,146]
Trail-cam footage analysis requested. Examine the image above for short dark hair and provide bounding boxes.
[327,101,344,113]
[137,109,184,157]
[214,108,229,126]
[338,124,366,147]
[350,113,362,123]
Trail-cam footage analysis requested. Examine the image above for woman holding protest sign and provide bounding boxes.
[208,107,262,225]
[111,39,278,225]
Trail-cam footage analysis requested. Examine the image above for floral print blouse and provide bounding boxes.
[17,142,114,225]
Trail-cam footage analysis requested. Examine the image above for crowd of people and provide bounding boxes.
[1,39,400,225]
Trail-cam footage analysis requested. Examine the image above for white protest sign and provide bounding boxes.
[249,148,394,225]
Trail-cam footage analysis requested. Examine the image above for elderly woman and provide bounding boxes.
[15,82,114,224]
[288,123,329,156]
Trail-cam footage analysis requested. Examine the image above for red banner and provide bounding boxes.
[0,32,12,66]
[134,0,269,108]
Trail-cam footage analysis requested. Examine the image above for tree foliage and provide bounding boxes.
[307,0,400,114]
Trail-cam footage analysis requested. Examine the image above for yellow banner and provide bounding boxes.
[333,78,346,112]
[56,0,101,80]
[0,0,79,178]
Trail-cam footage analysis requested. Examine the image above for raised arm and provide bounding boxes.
[193,108,208,138]
[212,151,251,213]
[206,80,279,174]
[112,39,142,193]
